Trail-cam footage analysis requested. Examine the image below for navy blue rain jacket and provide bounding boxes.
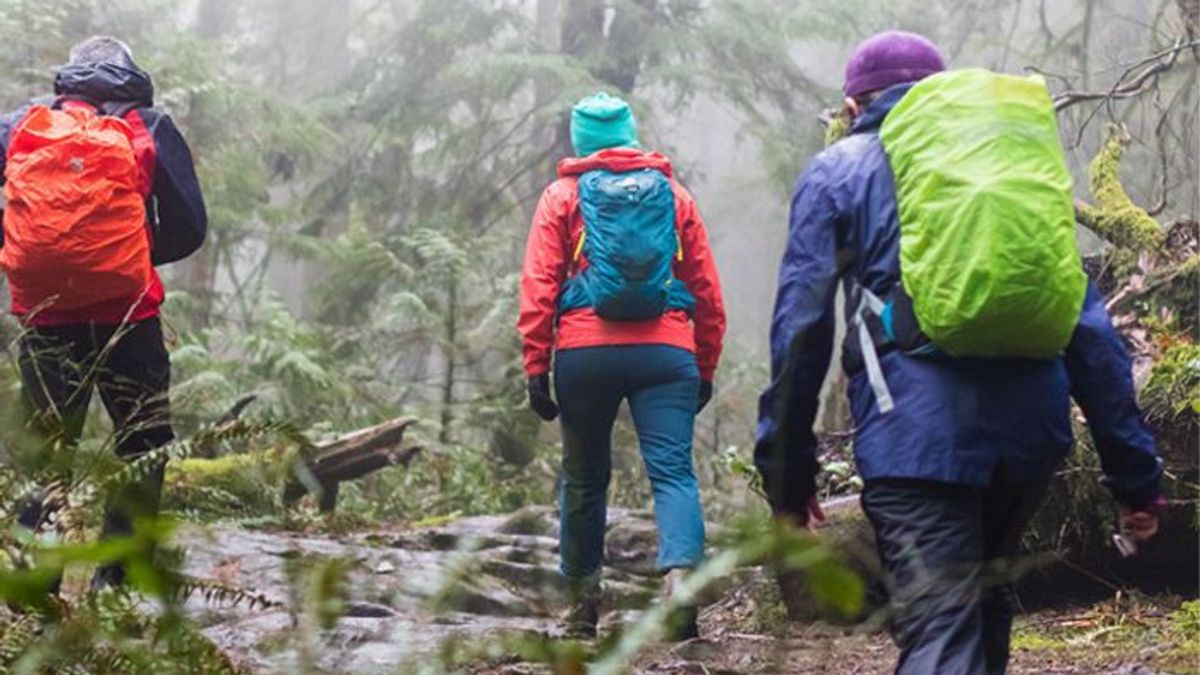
[755,83,1162,516]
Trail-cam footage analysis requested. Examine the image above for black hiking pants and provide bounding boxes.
[862,467,1048,675]
[16,317,173,586]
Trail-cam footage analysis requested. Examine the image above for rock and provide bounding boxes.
[175,509,719,670]
[605,513,659,576]
[345,602,396,618]
[479,559,568,596]
[434,579,537,617]
[498,506,557,537]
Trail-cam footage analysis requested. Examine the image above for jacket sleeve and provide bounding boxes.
[755,159,842,516]
[1065,281,1163,509]
[517,181,572,378]
[674,184,726,382]
[145,113,207,265]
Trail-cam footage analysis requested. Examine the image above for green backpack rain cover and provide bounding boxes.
[879,69,1087,358]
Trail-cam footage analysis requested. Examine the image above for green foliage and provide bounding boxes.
[169,294,360,427]
[286,555,351,632]
[351,441,558,520]
[1023,439,1113,556]
[166,453,285,517]
[0,520,243,674]
[1142,341,1200,422]
[1011,595,1200,673]
[1171,599,1200,635]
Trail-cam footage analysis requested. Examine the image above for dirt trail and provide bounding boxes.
[177,508,1195,674]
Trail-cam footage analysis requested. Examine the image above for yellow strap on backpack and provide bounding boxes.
[573,230,587,262]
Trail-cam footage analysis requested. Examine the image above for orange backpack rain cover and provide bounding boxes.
[2,104,152,314]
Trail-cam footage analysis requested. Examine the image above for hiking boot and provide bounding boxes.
[560,579,602,639]
[661,567,699,641]
[11,485,66,603]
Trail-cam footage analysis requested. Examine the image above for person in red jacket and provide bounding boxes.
[518,93,726,639]
[1,37,206,592]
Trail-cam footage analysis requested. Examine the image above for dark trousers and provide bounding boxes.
[16,317,173,583]
[861,468,1048,675]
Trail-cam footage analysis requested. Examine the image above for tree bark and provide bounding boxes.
[179,0,240,328]
[281,417,423,512]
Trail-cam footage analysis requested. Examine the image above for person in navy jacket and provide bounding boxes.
[756,31,1162,674]
[0,36,206,591]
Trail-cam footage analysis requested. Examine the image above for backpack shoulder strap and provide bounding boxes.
[97,100,140,120]
[54,96,139,120]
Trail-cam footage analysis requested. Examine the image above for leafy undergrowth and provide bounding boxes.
[447,574,1197,674]
[614,585,1198,675]
[1009,597,1200,675]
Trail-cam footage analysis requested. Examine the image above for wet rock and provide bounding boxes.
[435,579,537,617]
[605,513,659,576]
[345,602,396,618]
[177,509,695,672]
[498,506,557,537]
[480,559,568,596]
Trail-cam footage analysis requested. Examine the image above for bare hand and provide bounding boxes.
[804,497,826,532]
[776,497,827,533]
[1118,506,1160,543]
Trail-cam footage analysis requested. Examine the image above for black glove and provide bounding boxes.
[527,374,559,422]
[697,381,714,413]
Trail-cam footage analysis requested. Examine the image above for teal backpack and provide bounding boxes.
[559,168,695,320]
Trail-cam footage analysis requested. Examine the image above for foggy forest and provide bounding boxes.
[0,0,1195,673]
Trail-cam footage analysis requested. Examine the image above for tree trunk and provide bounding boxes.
[179,0,239,328]
[439,278,459,444]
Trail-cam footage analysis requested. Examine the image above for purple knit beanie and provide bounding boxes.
[844,30,946,98]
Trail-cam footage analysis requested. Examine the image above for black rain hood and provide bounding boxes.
[54,61,154,107]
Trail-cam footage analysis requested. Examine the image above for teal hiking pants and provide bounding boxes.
[554,345,704,581]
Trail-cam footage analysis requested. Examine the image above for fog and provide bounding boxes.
[0,0,1194,443]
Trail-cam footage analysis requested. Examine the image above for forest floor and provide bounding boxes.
[177,507,1199,674]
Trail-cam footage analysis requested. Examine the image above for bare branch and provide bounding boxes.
[1147,91,1173,217]
[1051,37,1199,111]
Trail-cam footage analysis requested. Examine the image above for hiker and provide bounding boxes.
[1,37,207,589]
[518,92,726,639]
[756,31,1162,674]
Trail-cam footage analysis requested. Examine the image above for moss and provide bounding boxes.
[1085,125,1166,251]
[1142,342,1200,422]
[1142,341,1200,467]
[165,451,290,516]
[1171,600,1200,635]
[1010,597,1200,673]
[1010,631,1064,651]
[747,577,792,638]
[1151,253,1200,331]
[824,111,851,147]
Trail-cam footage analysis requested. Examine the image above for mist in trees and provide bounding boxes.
[0,0,1188,443]
[0,0,1193,672]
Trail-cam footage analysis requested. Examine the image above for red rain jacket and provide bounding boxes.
[518,148,726,381]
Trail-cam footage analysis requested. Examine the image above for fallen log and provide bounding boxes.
[166,414,422,516]
[282,417,423,512]
[777,458,1198,623]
